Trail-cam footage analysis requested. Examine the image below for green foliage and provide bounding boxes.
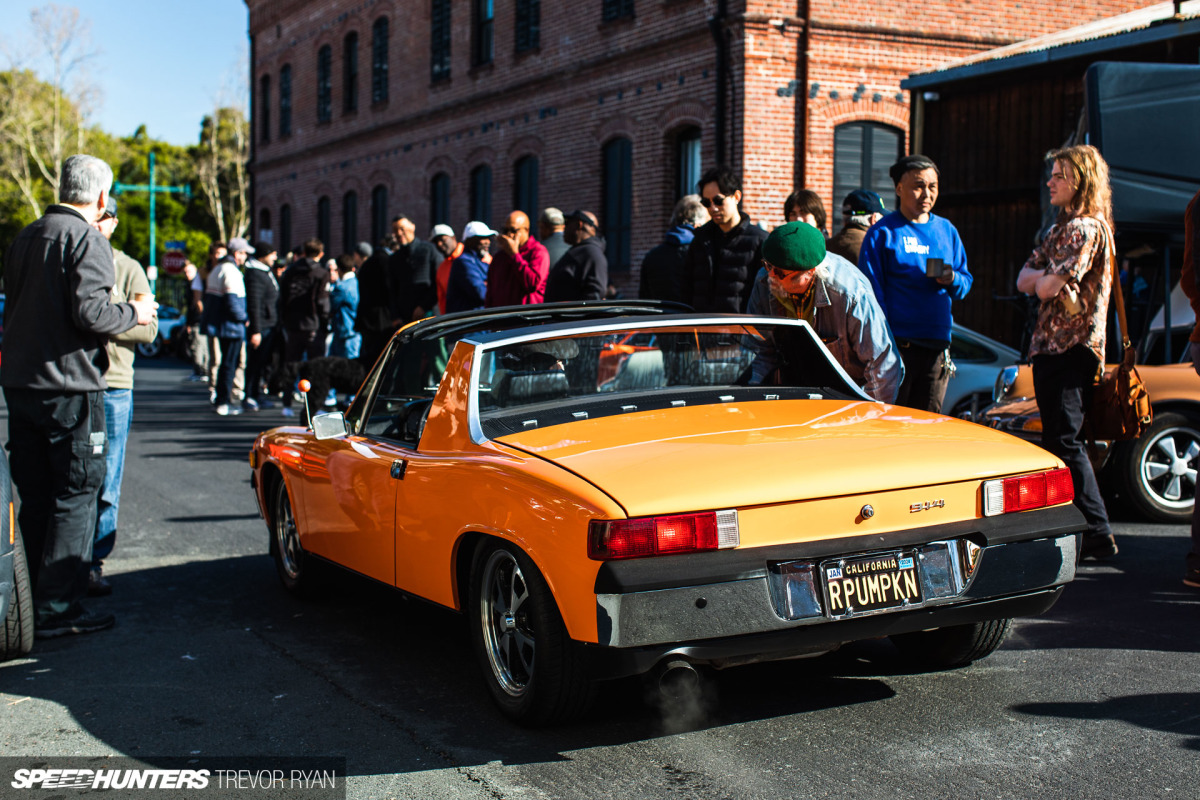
[0,69,235,275]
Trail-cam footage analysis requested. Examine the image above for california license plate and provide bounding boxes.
[822,550,923,618]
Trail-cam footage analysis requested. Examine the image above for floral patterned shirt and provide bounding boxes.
[1026,215,1112,362]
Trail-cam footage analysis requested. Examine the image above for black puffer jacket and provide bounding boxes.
[279,257,330,333]
[684,215,768,313]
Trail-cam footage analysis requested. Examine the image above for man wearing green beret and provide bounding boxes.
[746,221,903,402]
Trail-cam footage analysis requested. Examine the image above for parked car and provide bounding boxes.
[1,448,34,660]
[135,304,187,359]
[250,302,1085,725]
[985,361,1200,523]
[944,323,1021,420]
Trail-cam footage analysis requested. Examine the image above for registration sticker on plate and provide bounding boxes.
[822,551,923,618]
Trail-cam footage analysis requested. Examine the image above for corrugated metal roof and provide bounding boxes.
[905,1,1200,88]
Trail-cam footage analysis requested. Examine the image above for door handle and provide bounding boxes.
[390,459,407,480]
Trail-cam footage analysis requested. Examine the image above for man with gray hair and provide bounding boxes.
[639,195,710,304]
[2,154,156,638]
[538,207,569,268]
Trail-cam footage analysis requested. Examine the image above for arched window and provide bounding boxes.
[279,65,292,136]
[674,126,701,200]
[513,156,538,216]
[602,137,633,272]
[470,165,492,226]
[342,191,358,255]
[259,74,271,143]
[343,32,359,114]
[371,17,389,104]
[430,173,450,227]
[602,0,634,21]
[371,184,389,245]
[259,208,272,243]
[833,122,903,214]
[316,45,333,122]
[317,196,331,247]
[280,204,292,253]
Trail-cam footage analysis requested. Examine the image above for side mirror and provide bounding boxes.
[312,411,349,440]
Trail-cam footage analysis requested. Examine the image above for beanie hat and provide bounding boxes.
[762,221,826,271]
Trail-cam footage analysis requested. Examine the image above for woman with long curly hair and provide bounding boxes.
[1016,144,1117,560]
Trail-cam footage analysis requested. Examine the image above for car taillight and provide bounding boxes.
[982,468,1073,516]
[588,510,739,560]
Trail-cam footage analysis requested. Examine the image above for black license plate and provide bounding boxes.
[822,550,923,618]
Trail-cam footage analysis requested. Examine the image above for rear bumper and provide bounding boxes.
[583,504,1085,679]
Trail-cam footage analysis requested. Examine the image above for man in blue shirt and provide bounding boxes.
[858,154,972,413]
[446,221,495,313]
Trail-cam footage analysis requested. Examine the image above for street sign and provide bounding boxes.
[163,239,188,276]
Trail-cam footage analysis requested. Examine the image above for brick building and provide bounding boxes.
[247,0,1156,293]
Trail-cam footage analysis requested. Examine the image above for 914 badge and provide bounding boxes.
[910,499,945,513]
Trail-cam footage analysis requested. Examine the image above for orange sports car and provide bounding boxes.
[249,302,1085,725]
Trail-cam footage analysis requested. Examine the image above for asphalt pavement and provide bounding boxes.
[0,358,1197,800]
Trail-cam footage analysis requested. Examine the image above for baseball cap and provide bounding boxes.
[253,240,277,256]
[762,221,826,272]
[842,189,885,217]
[101,196,118,220]
[227,236,255,254]
[430,224,455,240]
[461,220,499,240]
[564,209,597,228]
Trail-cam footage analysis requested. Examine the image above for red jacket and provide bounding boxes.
[436,242,465,315]
[485,236,548,307]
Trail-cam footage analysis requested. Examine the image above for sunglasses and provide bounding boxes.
[700,194,731,209]
[765,263,798,280]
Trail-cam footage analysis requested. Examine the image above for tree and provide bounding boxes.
[193,107,250,244]
[0,4,98,217]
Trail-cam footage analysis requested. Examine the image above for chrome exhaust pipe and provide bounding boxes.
[655,659,701,700]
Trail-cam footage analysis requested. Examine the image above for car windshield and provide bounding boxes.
[473,321,860,437]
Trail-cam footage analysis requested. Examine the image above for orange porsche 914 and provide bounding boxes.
[249,302,1086,726]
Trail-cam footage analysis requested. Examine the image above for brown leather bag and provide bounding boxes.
[1087,230,1152,441]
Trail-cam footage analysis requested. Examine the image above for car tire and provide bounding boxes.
[271,480,319,595]
[1114,412,1200,523]
[136,334,163,359]
[468,540,595,726]
[1,526,35,661]
[890,618,1012,668]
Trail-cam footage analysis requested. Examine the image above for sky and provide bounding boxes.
[0,0,250,146]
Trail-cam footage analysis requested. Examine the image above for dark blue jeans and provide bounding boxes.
[94,388,132,566]
[215,337,245,406]
[246,327,276,404]
[4,388,107,623]
[1032,345,1112,539]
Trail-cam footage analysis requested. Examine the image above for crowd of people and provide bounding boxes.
[4,145,1197,642]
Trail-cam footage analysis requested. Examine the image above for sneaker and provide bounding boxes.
[1081,533,1118,561]
[280,407,297,419]
[1184,569,1200,589]
[36,609,116,639]
[184,374,207,383]
[214,404,242,416]
[256,398,276,410]
[242,398,260,412]
[87,567,112,597]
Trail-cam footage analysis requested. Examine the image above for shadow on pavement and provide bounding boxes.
[1014,693,1200,751]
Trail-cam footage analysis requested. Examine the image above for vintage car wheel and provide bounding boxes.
[468,540,595,726]
[1114,412,1200,523]
[1,525,34,661]
[136,334,163,359]
[890,618,1012,668]
[272,480,317,594]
